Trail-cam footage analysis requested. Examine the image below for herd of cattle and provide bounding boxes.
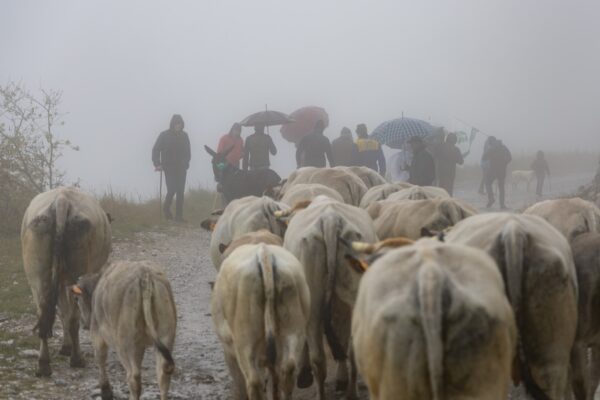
[18,165,600,400]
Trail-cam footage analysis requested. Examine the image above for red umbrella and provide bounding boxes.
[280,106,329,144]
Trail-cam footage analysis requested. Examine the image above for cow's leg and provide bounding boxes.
[571,343,587,400]
[58,287,85,368]
[117,341,144,400]
[223,351,247,400]
[236,344,264,400]
[94,336,113,400]
[36,337,52,377]
[306,320,326,400]
[296,343,313,388]
[346,347,358,400]
[588,343,600,400]
[155,341,175,400]
[57,286,72,356]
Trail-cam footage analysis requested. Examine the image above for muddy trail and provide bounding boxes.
[0,227,370,399]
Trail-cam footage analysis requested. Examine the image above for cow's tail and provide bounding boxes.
[141,271,175,375]
[500,222,550,400]
[257,244,278,368]
[417,261,445,400]
[257,244,280,396]
[38,194,69,339]
[322,214,346,360]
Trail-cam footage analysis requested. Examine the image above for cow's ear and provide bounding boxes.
[71,285,83,296]
[204,145,217,157]
[219,243,229,254]
[344,254,369,273]
[211,209,224,216]
[201,219,216,232]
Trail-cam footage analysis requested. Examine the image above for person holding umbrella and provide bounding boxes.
[295,120,333,168]
[243,124,277,171]
[152,114,191,222]
[355,123,386,175]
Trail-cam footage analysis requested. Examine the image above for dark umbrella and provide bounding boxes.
[280,106,329,144]
[239,109,293,127]
[370,117,436,149]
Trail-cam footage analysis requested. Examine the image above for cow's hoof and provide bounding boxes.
[335,380,348,392]
[58,345,72,356]
[101,384,114,400]
[296,366,313,388]
[70,355,86,368]
[36,362,52,377]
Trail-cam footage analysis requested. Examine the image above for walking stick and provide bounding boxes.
[159,170,163,222]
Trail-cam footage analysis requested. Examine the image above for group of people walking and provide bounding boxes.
[151,114,552,220]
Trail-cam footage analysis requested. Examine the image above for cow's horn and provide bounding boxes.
[274,210,289,218]
[351,242,374,253]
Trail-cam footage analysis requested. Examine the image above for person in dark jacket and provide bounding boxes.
[482,137,512,209]
[355,123,386,175]
[478,136,496,195]
[437,133,464,196]
[408,136,435,186]
[331,127,358,166]
[295,120,333,168]
[531,150,550,196]
[152,114,191,221]
[243,124,277,171]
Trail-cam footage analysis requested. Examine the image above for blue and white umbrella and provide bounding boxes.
[370,117,435,149]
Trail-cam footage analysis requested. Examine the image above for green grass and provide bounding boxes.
[99,185,216,239]
[0,236,34,317]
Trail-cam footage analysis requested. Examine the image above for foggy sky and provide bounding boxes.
[2,0,599,197]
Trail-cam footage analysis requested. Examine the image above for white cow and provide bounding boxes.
[359,182,413,208]
[351,239,516,400]
[73,260,177,400]
[21,187,112,376]
[283,195,378,399]
[280,183,344,206]
[386,185,450,201]
[367,198,477,240]
[524,197,600,243]
[202,196,288,270]
[212,244,310,400]
[446,213,578,399]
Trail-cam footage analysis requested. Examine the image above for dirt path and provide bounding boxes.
[1,227,369,399]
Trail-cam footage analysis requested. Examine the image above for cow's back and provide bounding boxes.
[209,196,288,269]
[524,198,600,242]
[359,182,413,208]
[353,241,515,399]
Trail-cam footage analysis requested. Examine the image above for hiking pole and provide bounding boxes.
[159,169,163,222]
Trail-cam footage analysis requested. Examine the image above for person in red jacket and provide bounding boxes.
[217,123,244,168]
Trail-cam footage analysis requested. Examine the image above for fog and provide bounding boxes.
[2,0,599,197]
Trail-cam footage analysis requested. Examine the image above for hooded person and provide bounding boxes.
[295,119,333,168]
[243,124,277,171]
[355,123,386,175]
[437,132,465,195]
[331,126,358,167]
[152,114,191,221]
